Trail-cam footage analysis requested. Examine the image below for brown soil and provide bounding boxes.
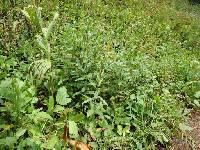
[189,111,200,149]
[170,111,200,150]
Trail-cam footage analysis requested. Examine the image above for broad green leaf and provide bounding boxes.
[136,141,142,150]
[66,98,72,103]
[117,125,123,136]
[0,107,7,112]
[29,125,43,137]
[194,100,200,107]
[194,91,200,98]
[41,134,58,149]
[16,128,26,139]
[56,86,71,105]
[68,113,85,122]
[68,121,79,138]
[0,78,13,100]
[20,92,35,108]
[6,137,17,146]
[90,142,98,149]
[37,111,53,121]
[82,97,93,105]
[0,138,6,145]
[27,86,36,96]
[123,126,130,133]
[87,108,94,117]
[48,96,54,115]
[31,97,38,104]
[32,110,53,123]
[54,105,64,113]
[130,94,136,100]
[153,95,161,103]
[138,99,144,106]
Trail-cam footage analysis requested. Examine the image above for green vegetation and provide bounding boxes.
[0,0,200,149]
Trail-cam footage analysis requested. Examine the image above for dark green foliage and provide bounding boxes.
[0,0,200,149]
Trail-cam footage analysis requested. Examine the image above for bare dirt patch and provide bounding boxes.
[189,111,200,149]
[170,111,200,150]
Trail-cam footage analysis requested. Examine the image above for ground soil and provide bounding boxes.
[171,111,200,150]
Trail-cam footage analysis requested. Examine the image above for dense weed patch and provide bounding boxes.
[0,0,200,149]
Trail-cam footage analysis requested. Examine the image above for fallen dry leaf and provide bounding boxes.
[66,138,91,150]
[62,123,92,150]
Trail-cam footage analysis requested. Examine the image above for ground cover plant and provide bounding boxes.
[0,0,200,149]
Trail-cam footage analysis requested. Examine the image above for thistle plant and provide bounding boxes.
[21,6,59,79]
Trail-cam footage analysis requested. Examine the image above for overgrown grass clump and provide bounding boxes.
[0,0,200,149]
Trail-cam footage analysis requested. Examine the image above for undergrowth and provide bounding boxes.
[0,0,200,149]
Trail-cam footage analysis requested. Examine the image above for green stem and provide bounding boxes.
[47,43,51,61]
